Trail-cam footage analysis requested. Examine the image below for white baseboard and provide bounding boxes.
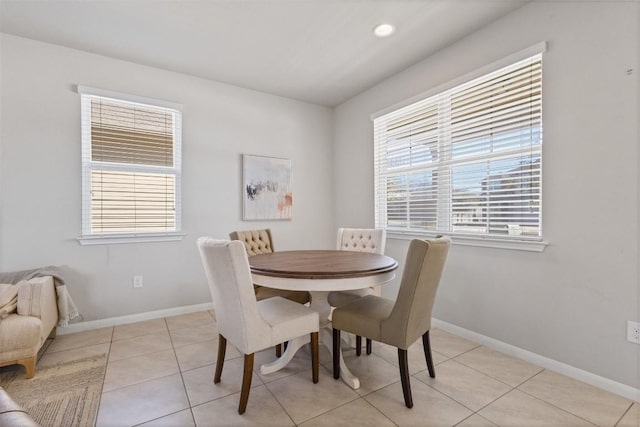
[58,302,214,335]
[432,318,640,403]
[57,306,638,403]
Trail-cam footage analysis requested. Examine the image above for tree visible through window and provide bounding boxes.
[374,54,542,240]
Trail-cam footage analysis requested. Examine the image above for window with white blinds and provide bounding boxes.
[79,87,182,243]
[374,53,542,243]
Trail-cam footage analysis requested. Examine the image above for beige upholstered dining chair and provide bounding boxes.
[230,229,310,357]
[229,229,310,303]
[197,238,319,414]
[331,237,451,408]
[328,227,386,355]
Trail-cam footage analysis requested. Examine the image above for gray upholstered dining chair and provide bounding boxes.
[197,238,320,414]
[328,227,386,355]
[230,229,310,357]
[331,237,450,408]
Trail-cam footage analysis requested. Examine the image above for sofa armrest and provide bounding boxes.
[0,386,40,426]
[17,277,58,342]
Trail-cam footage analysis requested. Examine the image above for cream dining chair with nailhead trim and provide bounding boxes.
[327,228,386,356]
[197,238,319,414]
[229,229,310,357]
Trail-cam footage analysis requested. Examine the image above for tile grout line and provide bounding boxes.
[262,377,299,426]
[613,401,635,427]
[359,381,402,427]
[411,371,483,416]
[164,316,197,426]
[94,326,115,427]
[515,382,600,426]
[451,351,544,389]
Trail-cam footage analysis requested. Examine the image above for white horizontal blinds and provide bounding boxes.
[90,171,176,233]
[374,53,542,239]
[81,93,181,235]
[91,99,174,166]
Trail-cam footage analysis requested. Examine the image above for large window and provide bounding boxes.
[78,87,182,244]
[374,52,543,246]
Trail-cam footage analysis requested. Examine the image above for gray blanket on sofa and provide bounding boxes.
[0,266,80,327]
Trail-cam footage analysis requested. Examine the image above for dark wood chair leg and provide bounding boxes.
[366,338,372,355]
[238,353,254,414]
[275,344,282,358]
[422,330,435,378]
[398,348,413,408]
[332,328,341,379]
[356,335,362,356]
[311,332,319,383]
[284,341,288,351]
[214,334,227,383]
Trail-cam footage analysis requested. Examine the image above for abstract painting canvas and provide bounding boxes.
[243,155,292,220]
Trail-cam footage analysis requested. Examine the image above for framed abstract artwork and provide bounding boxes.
[243,154,292,220]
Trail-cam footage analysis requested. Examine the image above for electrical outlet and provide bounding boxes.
[628,321,640,344]
[133,275,143,289]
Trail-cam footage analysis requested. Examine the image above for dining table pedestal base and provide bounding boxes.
[259,290,361,389]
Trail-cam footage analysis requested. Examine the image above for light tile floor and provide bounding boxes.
[25,310,640,426]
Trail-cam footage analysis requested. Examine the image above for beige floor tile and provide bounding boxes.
[182,358,263,406]
[518,370,633,427]
[47,327,113,353]
[364,379,472,426]
[255,347,314,383]
[300,398,395,427]
[479,389,593,426]
[165,311,216,331]
[112,318,168,341]
[208,309,216,319]
[175,339,242,372]
[338,353,402,397]
[617,403,639,427]
[373,341,448,375]
[455,346,543,387]
[97,374,189,427]
[455,414,498,426]
[266,366,359,424]
[301,340,333,365]
[170,324,219,348]
[416,359,512,411]
[137,409,195,427]
[37,342,110,369]
[191,385,294,426]
[103,349,179,392]
[109,331,173,362]
[430,329,480,358]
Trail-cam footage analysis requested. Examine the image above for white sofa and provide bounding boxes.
[0,276,58,378]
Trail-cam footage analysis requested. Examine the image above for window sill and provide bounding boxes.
[77,232,185,246]
[387,231,548,252]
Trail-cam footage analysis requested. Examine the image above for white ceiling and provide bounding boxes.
[0,0,526,106]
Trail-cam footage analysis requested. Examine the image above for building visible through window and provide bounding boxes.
[374,53,542,240]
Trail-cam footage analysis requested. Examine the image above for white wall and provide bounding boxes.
[333,2,639,388]
[0,34,335,320]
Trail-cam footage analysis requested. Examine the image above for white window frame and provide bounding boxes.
[372,43,548,252]
[77,86,184,245]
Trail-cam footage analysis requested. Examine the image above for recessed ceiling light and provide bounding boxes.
[373,23,395,38]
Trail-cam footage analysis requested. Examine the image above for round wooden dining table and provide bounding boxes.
[249,250,398,389]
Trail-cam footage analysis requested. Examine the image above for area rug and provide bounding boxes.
[0,354,107,427]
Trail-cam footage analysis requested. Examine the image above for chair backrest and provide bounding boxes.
[336,228,386,254]
[197,238,271,354]
[381,237,450,349]
[229,229,274,256]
